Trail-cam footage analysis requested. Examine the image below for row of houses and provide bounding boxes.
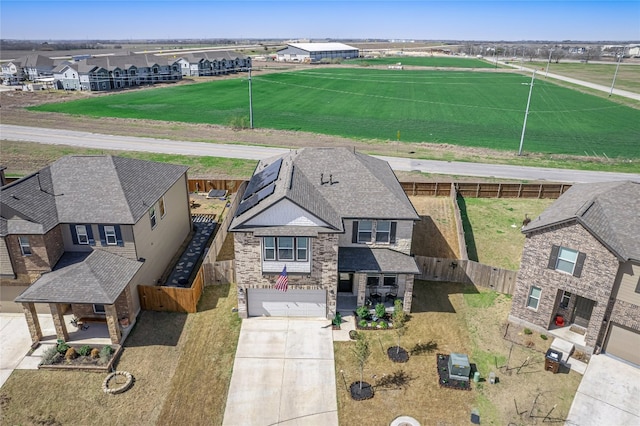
[1,51,251,91]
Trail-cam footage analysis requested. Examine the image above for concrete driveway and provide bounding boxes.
[566,355,640,425]
[223,318,338,426]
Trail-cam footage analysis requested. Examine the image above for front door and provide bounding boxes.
[572,296,595,328]
[338,273,353,293]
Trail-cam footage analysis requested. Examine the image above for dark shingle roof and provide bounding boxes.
[14,251,142,304]
[229,147,418,231]
[523,180,640,261]
[338,247,420,274]
[1,155,188,235]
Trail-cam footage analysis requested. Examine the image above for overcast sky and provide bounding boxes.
[2,1,639,41]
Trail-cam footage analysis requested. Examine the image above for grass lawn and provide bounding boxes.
[31,68,640,158]
[334,281,582,425]
[0,284,241,425]
[459,198,556,270]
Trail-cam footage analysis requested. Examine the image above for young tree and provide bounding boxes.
[393,299,407,354]
[353,332,370,391]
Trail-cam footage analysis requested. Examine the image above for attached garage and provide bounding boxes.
[605,323,640,366]
[247,289,326,318]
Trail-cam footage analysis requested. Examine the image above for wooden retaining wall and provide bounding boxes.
[414,256,517,295]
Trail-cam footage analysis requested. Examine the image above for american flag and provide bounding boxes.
[275,266,288,292]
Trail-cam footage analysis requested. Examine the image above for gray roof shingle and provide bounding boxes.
[523,180,640,261]
[338,247,420,274]
[229,147,418,231]
[1,155,188,235]
[15,250,143,304]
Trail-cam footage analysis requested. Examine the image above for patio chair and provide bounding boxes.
[370,292,382,304]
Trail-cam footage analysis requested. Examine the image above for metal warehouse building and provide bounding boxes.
[276,42,359,62]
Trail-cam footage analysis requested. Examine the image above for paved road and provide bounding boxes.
[2,124,639,184]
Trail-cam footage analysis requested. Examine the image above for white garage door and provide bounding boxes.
[605,324,640,366]
[248,289,326,318]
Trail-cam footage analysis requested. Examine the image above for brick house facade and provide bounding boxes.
[509,181,640,365]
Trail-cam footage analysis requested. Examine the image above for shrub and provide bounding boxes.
[370,321,377,328]
[540,334,548,340]
[56,342,70,354]
[40,345,62,365]
[90,348,100,359]
[228,115,250,130]
[375,303,386,319]
[358,319,368,328]
[332,312,342,327]
[356,305,370,320]
[98,345,114,365]
[379,321,389,329]
[65,347,78,360]
[523,328,533,335]
[349,330,359,340]
[78,345,92,356]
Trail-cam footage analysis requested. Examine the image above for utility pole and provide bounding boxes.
[248,68,254,129]
[609,47,623,97]
[545,48,553,78]
[518,70,536,156]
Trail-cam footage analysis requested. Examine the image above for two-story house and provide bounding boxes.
[0,155,191,344]
[229,147,420,319]
[1,54,55,85]
[509,181,640,366]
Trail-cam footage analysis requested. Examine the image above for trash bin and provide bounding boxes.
[473,371,480,382]
[489,371,496,384]
[545,348,562,374]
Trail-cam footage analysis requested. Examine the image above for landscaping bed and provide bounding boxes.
[38,343,122,373]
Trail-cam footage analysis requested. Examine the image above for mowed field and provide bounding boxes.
[32,68,640,158]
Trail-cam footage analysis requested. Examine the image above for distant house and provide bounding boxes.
[52,62,81,91]
[276,43,359,62]
[509,181,640,366]
[1,155,191,344]
[1,54,55,85]
[176,51,251,77]
[229,147,419,319]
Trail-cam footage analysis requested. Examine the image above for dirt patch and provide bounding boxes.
[409,196,459,258]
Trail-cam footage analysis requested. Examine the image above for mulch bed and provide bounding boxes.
[349,381,374,401]
[387,346,409,363]
[436,353,471,391]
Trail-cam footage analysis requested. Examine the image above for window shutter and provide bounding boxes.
[87,225,95,246]
[390,222,397,244]
[98,225,106,246]
[352,221,359,243]
[70,224,79,245]
[573,252,586,277]
[547,245,560,269]
[115,225,124,247]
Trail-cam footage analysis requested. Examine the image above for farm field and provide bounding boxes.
[31,68,640,158]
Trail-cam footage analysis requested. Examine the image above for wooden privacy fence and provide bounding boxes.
[188,179,246,194]
[401,181,571,199]
[139,266,205,313]
[414,256,517,295]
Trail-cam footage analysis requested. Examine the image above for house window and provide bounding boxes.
[104,226,117,245]
[527,286,541,310]
[93,304,106,315]
[277,237,294,260]
[296,237,308,261]
[149,207,157,229]
[556,247,578,274]
[383,275,397,287]
[358,220,373,243]
[376,221,391,243]
[18,236,32,256]
[367,275,380,287]
[159,197,166,218]
[560,291,572,309]
[263,237,309,262]
[76,225,89,245]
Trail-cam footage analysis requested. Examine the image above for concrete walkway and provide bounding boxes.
[566,354,640,426]
[223,318,338,426]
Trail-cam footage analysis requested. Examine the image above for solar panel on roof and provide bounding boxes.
[243,158,282,200]
[234,182,276,217]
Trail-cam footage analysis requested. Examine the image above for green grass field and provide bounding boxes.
[348,56,496,68]
[32,68,640,158]
[523,61,640,93]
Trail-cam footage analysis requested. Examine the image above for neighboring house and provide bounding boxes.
[176,51,251,77]
[509,181,640,366]
[229,147,420,319]
[276,42,359,62]
[53,62,81,90]
[0,155,191,344]
[1,54,55,85]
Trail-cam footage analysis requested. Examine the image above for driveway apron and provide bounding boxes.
[223,318,338,426]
